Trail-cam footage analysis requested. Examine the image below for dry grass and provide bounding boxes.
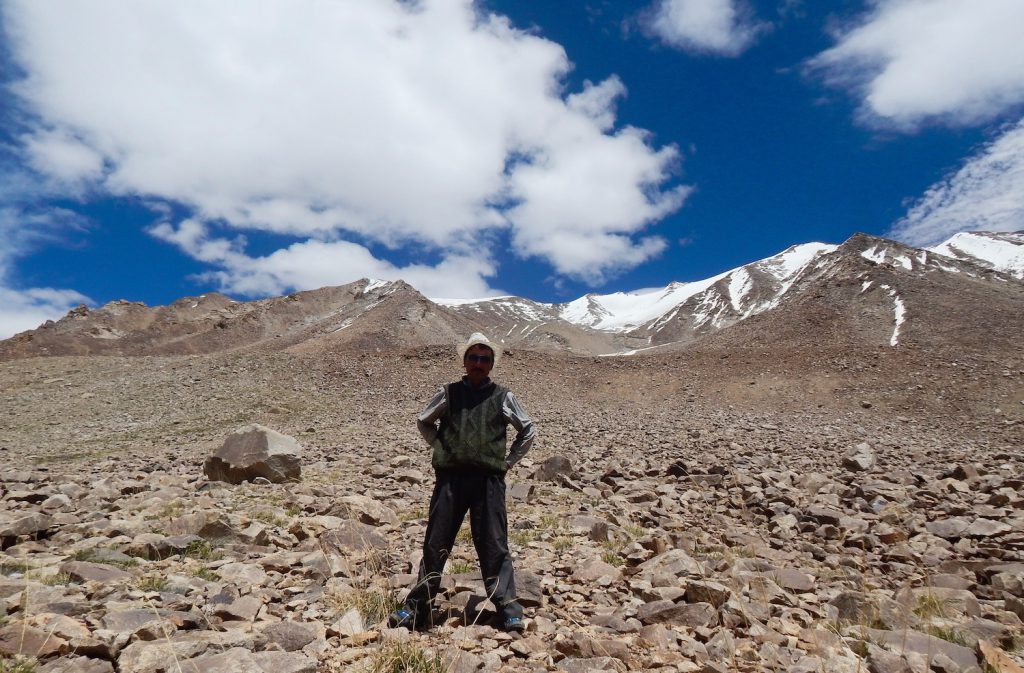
[369,640,446,673]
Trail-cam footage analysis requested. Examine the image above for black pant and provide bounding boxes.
[405,469,522,621]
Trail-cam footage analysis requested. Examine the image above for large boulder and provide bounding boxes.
[203,424,302,484]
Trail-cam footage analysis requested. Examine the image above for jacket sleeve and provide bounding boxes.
[417,386,447,451]
[502,391,536,468]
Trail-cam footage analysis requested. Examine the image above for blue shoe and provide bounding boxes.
[387,608,422,629]
[503,616,525,632]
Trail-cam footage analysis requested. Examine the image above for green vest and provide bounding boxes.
[432,379,509,474]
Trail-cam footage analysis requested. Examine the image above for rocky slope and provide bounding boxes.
[0,229,1022,672]
[1,338,1022,672]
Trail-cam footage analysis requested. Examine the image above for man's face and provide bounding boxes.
[463,344,494,383]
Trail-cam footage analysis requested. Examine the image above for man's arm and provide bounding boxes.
[503,391,536,468]
[417,386,447,450]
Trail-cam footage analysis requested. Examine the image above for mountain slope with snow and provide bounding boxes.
[928,231,1024,279]
[3,231,1020,360]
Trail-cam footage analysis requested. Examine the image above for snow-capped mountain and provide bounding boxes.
[434,242,838,351]
[928,230,1024,279]
[2,231,1020,360]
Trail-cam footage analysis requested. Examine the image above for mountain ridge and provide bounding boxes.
[2,230,1021,360]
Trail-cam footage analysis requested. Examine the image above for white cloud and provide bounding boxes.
[889,118,1024,247]
[0,206,92,339]
[3,0,688,290]
[0,286,90,339]
[645,0,769,56]
[809,0,1024,127]
[150,218,500,299]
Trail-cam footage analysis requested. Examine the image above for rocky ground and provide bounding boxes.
[1,346,1022,672]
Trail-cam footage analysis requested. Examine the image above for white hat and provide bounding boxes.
[457,332,501,369]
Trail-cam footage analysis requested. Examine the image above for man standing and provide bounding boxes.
[389,333,536,632]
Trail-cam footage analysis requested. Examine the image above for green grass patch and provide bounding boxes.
[183,540,222,561]
[601,550,624,567]
[447,559,474,574]
[190,567,221,582]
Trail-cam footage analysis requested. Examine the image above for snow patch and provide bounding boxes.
[861,246,886,264]
[880,284,906,347]
[728,269,752,312]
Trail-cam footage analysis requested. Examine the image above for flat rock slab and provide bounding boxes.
[178,647,317,673]
[59,560,132,583]
[0,622,68,658]
[862,628,979,673]
[0,513,53,537]
[39,656,115,673]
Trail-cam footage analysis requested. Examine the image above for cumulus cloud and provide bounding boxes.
[645,0,769,56]
[888,118,1024,247]
[0,286,91,339]
[2,0,689,295]
[808,0,1024,128]
[0,206,92,339]
[150,219,500,299]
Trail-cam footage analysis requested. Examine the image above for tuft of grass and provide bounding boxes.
[400,508,426,522]
[447,559,473,575]
[914,592,949,619]
[329,587,402,626]
[601,550,624,567]
[183,540,221,561]
[136,575,169,592]
[148,501,185,521]
[39,573,73,586]
[190,567,221,582]
[551,536,574,553]
[249,509,287,527]
[927,625,970,647]
[510,529,539,546]
[0,656,38,673]
[538,514,563,531]
[0,560,33,576]
[370,640,446,673]
[621,523,647,539]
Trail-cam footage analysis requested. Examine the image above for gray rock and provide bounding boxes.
[0,622,68,658]
[177,647,317,673]
[39,657,115,673]
[533,455,575,482]
[256,621,317,651]
[319,520,388,556]
[58,561,132,583]
[685,580,731,608]
[843,443,876,472]
[636,549,703,579]
[926,518,972,539]
[0,513,53,537]
[637,600,717,627]
[204,424,302,484]
[556,656,626,672]
[861,628,979,673]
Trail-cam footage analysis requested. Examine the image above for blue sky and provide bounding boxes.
[2,0,1023,338]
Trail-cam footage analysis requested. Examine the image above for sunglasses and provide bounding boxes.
[465,354,494,364]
